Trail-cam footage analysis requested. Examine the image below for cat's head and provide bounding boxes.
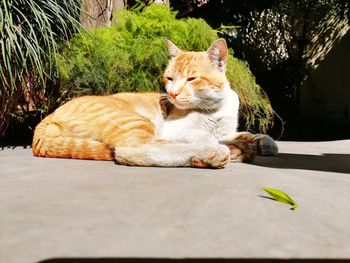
[163,38,229,110]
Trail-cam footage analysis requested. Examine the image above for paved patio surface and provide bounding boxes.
[1,140,350,263]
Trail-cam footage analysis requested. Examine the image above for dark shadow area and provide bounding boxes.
[0,120,35,147]
[269,120,350,142]
[253,153,350,174]
[38,258,350,263]
[258,195,278,202]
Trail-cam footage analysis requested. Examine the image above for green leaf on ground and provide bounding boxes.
[263,188,298,210]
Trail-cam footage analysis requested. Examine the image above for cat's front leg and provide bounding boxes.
[231,132,278,156]
[219,132,278,163]
[189,144,230,168]
[227,140,257,163]
[114,143,230,168]
[251,133,278,156]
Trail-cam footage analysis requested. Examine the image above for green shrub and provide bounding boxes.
[58,4,273,132]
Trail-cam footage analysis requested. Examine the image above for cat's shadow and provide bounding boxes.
[252,153,350,174]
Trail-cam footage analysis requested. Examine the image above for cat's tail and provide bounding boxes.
[32,115,114,160]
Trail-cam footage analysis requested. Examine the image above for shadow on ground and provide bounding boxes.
[253,153,350,174]
[38,258,350,263]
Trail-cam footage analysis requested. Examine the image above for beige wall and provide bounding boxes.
[300,30,350,126]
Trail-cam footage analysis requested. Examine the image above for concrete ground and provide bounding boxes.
[1,140,350,263]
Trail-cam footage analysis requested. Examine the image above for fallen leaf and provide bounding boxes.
[263,188,298,210]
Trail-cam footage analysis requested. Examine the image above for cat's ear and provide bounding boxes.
[166,39,182,58]
[206,38,228,71]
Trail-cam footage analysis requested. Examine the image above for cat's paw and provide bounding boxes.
[253,134,278,156]
[191,145,230,168]
[228,140,256,163]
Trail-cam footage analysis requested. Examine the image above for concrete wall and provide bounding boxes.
[300,30,350,126]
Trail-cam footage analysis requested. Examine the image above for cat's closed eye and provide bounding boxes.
[187,77,198,82]
[167,77,173,81]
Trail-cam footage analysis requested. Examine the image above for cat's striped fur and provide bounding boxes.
[33,39,278,168]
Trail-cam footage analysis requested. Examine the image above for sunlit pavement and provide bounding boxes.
[1,140,350,263]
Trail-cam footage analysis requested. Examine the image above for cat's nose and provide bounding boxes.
[169,92,180,99]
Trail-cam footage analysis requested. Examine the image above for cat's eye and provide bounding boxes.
[167,77,173,81]
[187,77,197,82]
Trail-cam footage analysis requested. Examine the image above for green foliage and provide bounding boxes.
[263,187,298,210]
[226,55,273,132]
[0,0,81,137]
[58,4,273,131]
[0,0,81,92]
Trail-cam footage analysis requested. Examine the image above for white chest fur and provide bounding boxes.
[160,86,240,144]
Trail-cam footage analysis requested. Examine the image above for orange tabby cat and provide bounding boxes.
[32,39,277,168]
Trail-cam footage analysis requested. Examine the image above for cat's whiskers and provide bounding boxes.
[196,97,222,114]
[197,102,213,114]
